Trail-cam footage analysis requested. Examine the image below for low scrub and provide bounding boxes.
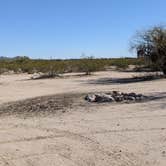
[0,57,144,75]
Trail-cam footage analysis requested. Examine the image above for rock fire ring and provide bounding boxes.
[85,91,148,103]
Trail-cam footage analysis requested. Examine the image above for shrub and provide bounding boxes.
[0,57,144,75]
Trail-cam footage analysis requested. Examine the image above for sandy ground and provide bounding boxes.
[0,71,166,166]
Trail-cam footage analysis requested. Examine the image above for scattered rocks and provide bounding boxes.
[85,91,147,103]
[85,94,96,102]
[85,93,115,102]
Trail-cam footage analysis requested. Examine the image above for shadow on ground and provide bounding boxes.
[148,92,166,101]
[87,75,165,85]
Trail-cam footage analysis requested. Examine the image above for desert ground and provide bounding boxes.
[0,71,166,166]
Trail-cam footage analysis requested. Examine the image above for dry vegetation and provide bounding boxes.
[0,57,145,75]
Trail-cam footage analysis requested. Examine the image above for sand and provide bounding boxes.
[0,71,166,166]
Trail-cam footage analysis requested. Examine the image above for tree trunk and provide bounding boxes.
[163,63,166,75]
[163,68,166,75]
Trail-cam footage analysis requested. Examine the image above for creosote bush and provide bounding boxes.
[0,57,144,75]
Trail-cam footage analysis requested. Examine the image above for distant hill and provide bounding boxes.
[0,56,12,60]
[0,56,30,60]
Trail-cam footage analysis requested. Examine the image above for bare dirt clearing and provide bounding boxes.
[0,71,166,166]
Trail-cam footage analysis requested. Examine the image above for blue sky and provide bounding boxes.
[0,0,165,59]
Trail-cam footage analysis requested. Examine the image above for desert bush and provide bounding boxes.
[77,57,104,75]
[0,56,144,75]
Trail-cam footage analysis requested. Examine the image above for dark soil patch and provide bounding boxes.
[0,91,164,118]
[0,93,86,117]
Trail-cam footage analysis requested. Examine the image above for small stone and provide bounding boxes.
[136,96,141,100]
[95,94,115,102]
[123,94,129,100]
[112,91,121,95]
[85,94,96,102]
[129,92,137,97]
[114,95,123,102]
[137,94,143,97]
[93,94,102,102]
[127,96,136,101]
[101,94,115,102]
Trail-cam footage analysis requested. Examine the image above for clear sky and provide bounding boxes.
[0,0,165,59]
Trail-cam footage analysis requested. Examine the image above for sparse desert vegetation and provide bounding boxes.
[0,56,145,76]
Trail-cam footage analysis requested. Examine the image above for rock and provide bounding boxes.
[85,93,115,102]
[135,94,145,100]
[128,92,137,97]
[137,94,143,97]
[85,94,96,102]
[126,96,136,101]
[114,95,124,102]
[112,91,121,96]
[102,94,115,102]
[136,96,141,100]
[94,95,102,102]
[123,94,129,100]
[94,94,113,102]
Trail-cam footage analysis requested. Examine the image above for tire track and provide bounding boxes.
[0,127,143,166]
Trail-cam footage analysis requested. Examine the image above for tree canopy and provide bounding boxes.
[131,26,166,74]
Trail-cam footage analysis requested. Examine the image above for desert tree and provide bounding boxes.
[131,26,166,75]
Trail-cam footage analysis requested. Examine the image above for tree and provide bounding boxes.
[131,26,166,75]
